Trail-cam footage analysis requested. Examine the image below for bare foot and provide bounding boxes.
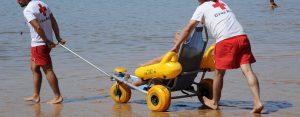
[251,104,264,113]
[24,96,40,103]
[47,96,63,104]
[202,96,218,110]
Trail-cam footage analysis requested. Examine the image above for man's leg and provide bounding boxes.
[24,61,42,103]
[42,64,63,104]
[203,69,226,109]
[240,64,263,113]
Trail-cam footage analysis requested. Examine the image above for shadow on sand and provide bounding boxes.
[218,100,292,114]
[62,95,110,103]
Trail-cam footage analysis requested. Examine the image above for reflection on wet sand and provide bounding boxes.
[155,108,261,117]
[28,104,43,117]
[149,111,170,117]
[253,113,262,117]
[50,104,63,117]
[111,103,266,117]
[111,104,133,117]
[27,103,63,117]
[198,109,223,117]
[154,106,264,117]
[128,99,292,116]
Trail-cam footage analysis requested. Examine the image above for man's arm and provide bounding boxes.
[50,14,61,41]
[29,19,48,43]
[29,19,55,48]
[29,19,56,48]
[50,14,66,44]
[140,55,164,67]
[170,20,199,52]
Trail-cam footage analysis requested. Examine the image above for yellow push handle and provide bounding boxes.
[160,52,178,64]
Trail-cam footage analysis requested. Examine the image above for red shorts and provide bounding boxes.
[214,35,256,69]
[31,45,52,65]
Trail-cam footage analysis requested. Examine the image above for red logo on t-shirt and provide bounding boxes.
[212,2,226,10]
[38,4,47,16]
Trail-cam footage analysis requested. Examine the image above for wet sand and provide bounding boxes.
[0,54,300,117]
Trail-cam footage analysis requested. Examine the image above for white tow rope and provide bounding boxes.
[58,43,111,77]
[58,43,148,94]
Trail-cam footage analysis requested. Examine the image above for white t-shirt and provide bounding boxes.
[191,0,245,43]
[23,0,53,47]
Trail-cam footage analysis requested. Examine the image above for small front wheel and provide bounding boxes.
[146,85,171,112]
[110,82,131,103]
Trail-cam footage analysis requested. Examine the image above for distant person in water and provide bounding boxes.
[270,0,278,9]
[169,0,264,113]
[17,0,66,104]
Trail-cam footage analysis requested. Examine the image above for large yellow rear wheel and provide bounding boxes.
[146,85,171,112]
[197,78,213,105]
[110,82,131,103]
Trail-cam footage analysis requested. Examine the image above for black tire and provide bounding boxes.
[197,78,213,105]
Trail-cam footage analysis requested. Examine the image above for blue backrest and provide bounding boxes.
[169,26,207,91]
[178,27,206,71]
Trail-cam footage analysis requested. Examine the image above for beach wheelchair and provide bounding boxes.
[110,26,215,112]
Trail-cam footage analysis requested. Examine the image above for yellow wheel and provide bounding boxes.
[146,85,171,112]
[110,82,131,103]
[197,78,213,105]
